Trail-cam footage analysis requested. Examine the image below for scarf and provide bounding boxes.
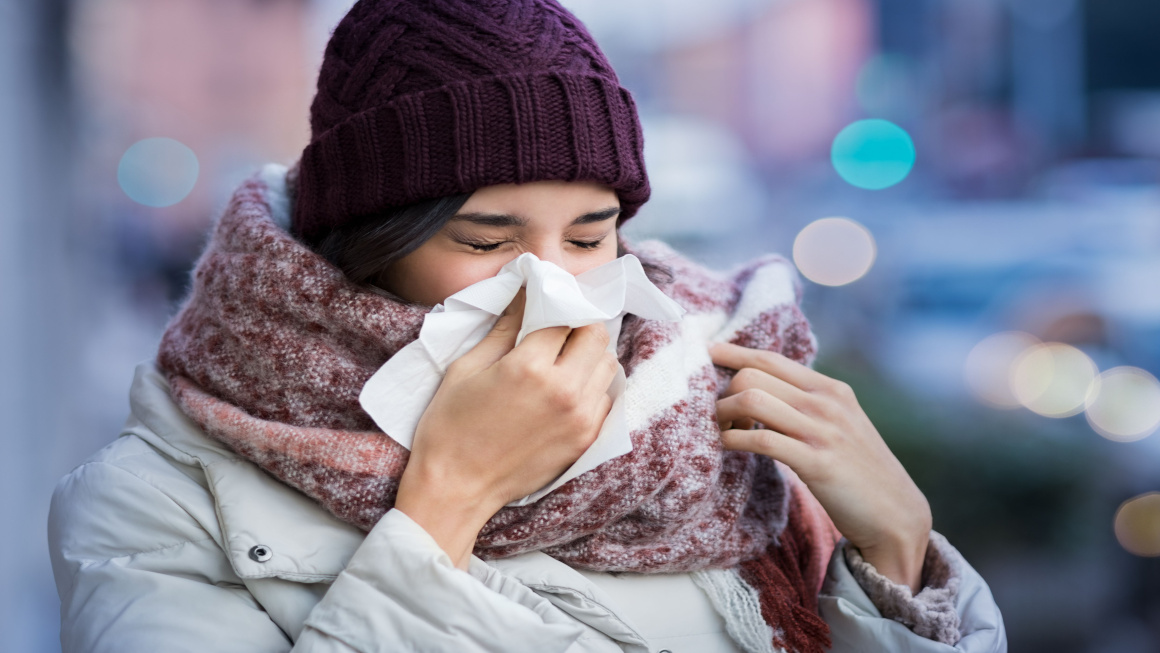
[158,172,838,653]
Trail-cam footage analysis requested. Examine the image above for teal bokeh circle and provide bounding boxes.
[117,137,199,207]
[830,119,915,190]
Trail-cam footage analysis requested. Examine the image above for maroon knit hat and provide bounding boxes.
[294,0,650,242]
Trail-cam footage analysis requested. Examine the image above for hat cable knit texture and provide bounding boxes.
[295,0,650,242]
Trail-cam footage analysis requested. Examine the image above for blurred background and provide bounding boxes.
[3,0,1159,650]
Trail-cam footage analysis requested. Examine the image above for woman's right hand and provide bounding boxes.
[394,289,618,569]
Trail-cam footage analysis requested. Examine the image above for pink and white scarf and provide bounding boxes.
[157,171,837,652]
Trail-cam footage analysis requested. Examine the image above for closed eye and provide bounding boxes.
[569,239,604,249]
[459,238,606,251]
[465,240,504,251]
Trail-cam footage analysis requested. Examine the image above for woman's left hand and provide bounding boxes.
[710,342,932,594]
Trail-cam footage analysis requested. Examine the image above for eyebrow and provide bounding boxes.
[450,206,621,228]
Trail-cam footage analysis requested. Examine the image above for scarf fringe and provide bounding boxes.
[740,488,834,653]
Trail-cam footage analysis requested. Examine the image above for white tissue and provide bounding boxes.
[359,253,686,506]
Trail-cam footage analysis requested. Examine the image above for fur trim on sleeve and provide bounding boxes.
[843,530,962,645]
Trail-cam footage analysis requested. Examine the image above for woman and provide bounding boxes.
[49,1,1006,651]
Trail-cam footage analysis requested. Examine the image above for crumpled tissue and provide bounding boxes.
[359,252,686,505]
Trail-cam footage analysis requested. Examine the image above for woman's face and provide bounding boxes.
[382,180,621,306]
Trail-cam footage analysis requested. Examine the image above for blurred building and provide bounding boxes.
[71,0,317,305]
[3,0,1157,651]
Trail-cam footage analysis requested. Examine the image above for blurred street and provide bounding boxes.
[3,0,1159,650]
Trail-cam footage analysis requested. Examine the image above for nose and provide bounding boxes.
[526,243,567,269]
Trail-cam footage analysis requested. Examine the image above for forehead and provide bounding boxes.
[456,180,619,227]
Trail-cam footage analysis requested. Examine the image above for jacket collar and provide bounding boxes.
[126,361,365,582]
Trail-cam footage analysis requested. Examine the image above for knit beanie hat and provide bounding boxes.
[294,0,650,243]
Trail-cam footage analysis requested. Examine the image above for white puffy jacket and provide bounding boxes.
[48,362,1007,652]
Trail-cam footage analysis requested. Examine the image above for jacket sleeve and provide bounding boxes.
[819,531,1007,652]
[49,460,613,653]
[297,510,621,652]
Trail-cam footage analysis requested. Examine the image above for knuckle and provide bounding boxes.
[589,324,611,347]
[733,367,762,390]
[500,356,542,383]
[828,379,854,399]
[529,365,554,386]
[565,407,594,435]
[572,396,610,436]
[548,385,581,412]
[814,397,844,421]
[737,388,766,414]
[796,391,823,415]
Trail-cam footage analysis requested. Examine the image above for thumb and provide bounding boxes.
[459,287,526,369]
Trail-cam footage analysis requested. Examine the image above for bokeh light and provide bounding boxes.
[117,137,199,207]
[964,331,1041,409]
[830,119,916,190]
[792,217,877,287]
[1085,366,1160,442]
[1009,342,1099,418]
[1114,493,1160,557]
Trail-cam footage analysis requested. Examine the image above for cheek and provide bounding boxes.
[565,247,619,277]
[419,256,509,303]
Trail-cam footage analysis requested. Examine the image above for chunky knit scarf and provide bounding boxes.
[158,172,839,653]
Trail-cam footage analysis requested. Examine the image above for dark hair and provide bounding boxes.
[306,193,473,290]
[304,194,672,298]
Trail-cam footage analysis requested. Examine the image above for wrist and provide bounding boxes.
[857,528,930,594]
[395,462,502,570]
